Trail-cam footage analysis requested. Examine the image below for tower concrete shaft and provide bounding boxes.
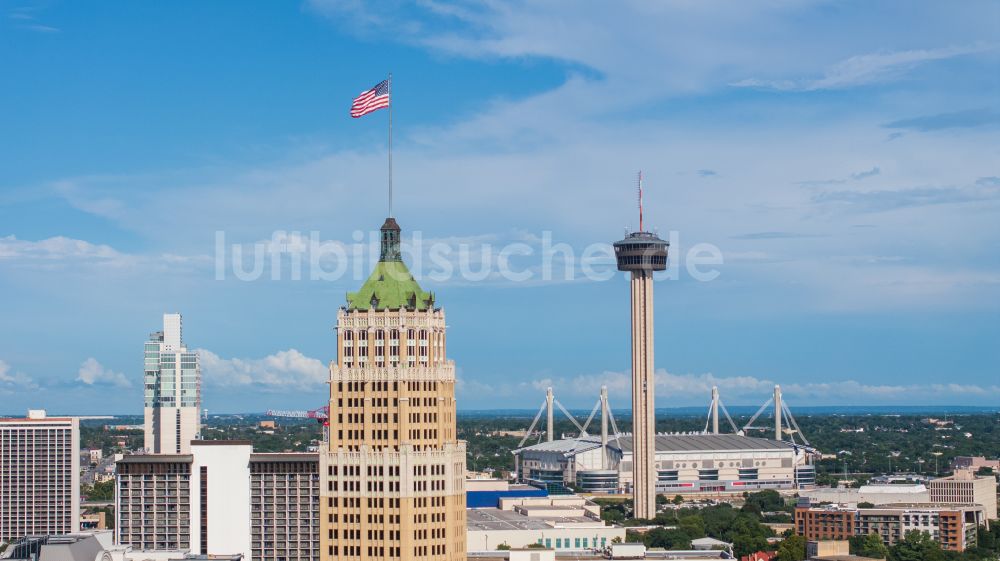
[614,202,668,521]
[628,270,657,519]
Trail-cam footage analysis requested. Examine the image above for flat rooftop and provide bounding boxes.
[467,508,605,531]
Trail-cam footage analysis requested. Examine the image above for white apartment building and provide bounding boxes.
[144,313,201,454]
[929,469,998,520]
[0,410,80,543]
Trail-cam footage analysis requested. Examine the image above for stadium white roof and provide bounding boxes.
[516,433,796,457]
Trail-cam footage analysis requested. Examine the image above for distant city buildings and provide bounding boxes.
[0,410,80,543]
[950,455,1000,472]
[928,469,998,520]
[115,440,319,560]
[144,313,201,454]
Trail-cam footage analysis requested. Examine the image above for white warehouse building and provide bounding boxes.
[515,433,815,495]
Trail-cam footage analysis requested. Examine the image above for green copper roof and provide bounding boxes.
[346,260,434,311]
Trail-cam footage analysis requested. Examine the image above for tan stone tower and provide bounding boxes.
[613,183,668,520]
[320,217,466,561]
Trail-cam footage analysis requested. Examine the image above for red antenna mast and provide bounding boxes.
[637,171,644,232]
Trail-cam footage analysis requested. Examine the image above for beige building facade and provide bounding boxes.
[929,470,998,520]
[320,218,466,561]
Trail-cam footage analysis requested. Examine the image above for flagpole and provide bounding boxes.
[388,73,393,218]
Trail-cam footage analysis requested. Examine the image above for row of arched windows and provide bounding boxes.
[341,328,445,367]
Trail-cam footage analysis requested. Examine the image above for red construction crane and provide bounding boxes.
[265,406,331,443]
[265,406,330,426]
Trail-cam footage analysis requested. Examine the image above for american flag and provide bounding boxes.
[350,79,390,118]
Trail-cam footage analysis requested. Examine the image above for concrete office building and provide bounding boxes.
[795,503,987,552]
[466,496,625,552]
[0,410,80,543]
[516,433,814,495]
[612,181,669,519]
[116,441,320,560]
[929,469,998,520]
[144,313,201,454]
[320,217,466,561]
[799,484,930,507]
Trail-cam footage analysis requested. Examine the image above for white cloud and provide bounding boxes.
[76,358,131,388]
[0,235,211,273]
[0,235,125,261]
[516,368,1000,405]
[732,44,995,91]
[0,360,38,393]
[198,348,328,391]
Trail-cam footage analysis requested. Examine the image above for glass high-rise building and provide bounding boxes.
[144,313,201,454]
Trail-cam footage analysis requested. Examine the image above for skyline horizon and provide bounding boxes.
[3,1,998,413]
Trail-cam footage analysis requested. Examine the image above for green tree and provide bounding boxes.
[744,490,786,513]
[496,543,511,550]
[732,534,770,559]
[672,494,684,505]
[776,535,806,561]
[602,508,625,524]
[644,527,693,550]
[853,533,889,559]
[679,514,706,539]
[81,479,114,501]
[889,531,945,561]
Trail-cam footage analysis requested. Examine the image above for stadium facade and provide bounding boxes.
[515,433,815,495]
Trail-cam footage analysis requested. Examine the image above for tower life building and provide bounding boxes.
[613,221,668,520]
[144,313,201,454]
[320,218,466,561]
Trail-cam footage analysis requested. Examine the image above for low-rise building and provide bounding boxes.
[951,456,1000,472]
[795,507,856,541]
[799,484,930,507]
[929,469,997,520]
[466,478,549,508]
[795,503,987,552]
[466,495,624,552]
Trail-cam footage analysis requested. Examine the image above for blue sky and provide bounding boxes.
[2,1,999,414]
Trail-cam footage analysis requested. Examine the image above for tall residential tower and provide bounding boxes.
[613,175,668,520]
[0,410,80,542]
[144,313,201,454]
[320,218,466,561]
